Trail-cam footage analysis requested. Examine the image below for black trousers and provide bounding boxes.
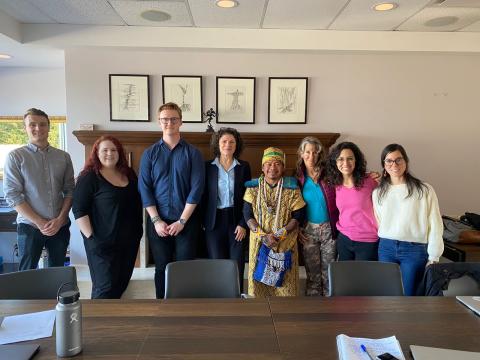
[84,234,140,299]
[205,208,245,292]
[17,222,70,270]
[336,232,378,261]
[147,214,199,299]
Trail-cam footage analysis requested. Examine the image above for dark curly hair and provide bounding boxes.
[326,141,367,188]
[376,143,428,204]
[210,127,244,159]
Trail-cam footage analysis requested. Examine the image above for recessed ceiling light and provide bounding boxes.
[0,54,12,60]
[140,10,171,22]
[216,0,238,8]
[373,2,398,11]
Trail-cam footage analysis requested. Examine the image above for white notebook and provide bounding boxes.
[336,334,405,360]
[411,345,480,360]
[456,296,480,316]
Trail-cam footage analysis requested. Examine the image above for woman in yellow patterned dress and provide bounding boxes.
[243,147,306,297]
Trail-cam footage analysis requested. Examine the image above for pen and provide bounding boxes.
[360,344,376,360]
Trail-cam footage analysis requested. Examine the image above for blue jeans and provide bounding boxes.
[378,238,428,296]
[17,222,70,271]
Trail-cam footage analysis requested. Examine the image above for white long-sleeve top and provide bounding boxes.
[372,183,444,262]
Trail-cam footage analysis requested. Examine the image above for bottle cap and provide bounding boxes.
[57,282,80,304]
[58,289,80,304]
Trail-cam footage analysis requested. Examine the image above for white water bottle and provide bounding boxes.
[56,283,82,357]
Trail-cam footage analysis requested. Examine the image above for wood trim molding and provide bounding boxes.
[0,116,66,123]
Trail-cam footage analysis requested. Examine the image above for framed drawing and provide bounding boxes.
[216,77,255,124]
[268,77,308,124]
[162,76,203,123]
[109,74,150,122]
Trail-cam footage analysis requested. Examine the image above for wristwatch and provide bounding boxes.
[178,218,187,225]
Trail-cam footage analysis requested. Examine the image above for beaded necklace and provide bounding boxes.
[256,176,283,232]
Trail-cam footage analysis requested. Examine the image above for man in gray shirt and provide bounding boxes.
[3,108,74,270]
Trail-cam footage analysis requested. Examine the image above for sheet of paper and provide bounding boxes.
[0,310,55,345]
[337,334,406,360]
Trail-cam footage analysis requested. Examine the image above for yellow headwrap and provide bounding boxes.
[262,147,286,166]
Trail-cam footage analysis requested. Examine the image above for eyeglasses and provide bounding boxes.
[336,157,355,163]
[159,117,180,124]
[384,157,405,166]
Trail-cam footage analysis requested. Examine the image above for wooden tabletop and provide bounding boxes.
[268,297,480,359]
[1,297,479,360]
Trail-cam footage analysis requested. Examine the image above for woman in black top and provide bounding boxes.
[203,128,251,291]
[73,136,143,299]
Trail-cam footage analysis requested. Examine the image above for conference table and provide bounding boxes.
[1,297,479,359]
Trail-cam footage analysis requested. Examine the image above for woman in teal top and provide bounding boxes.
[296,137,338,296]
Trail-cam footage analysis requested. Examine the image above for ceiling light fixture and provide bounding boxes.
[216,0,239,9]
[140,10,171,22]
[0,54,12,60]
[373,2,398,11]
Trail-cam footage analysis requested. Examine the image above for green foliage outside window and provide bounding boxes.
[0,122,61,147]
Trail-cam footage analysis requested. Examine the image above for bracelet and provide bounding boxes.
[151,216,161,225]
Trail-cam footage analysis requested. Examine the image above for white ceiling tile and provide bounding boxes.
[27,0,125,25]
[110,0,191,26]
[398,6,480,31]
[189,0,265,29]
[263,0,349,29]
[331,0,432,31]
[0,0,56,23]
[459,18,480,31]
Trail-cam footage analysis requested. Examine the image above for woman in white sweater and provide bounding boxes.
[372,144,444,296]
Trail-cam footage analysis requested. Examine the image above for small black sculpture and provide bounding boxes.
[203,108,216,133]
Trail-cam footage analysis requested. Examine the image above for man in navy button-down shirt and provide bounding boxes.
[138,102,205,298]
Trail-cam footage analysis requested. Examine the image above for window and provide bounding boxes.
[0,116,67,179]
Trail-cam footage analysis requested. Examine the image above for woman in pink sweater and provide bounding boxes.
[326,142,378,261]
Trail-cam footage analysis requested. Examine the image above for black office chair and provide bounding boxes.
[0,266,77,299]
[328,261,404,296]
[164,259,240,299]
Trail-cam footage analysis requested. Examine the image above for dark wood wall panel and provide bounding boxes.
[73,130,340,267]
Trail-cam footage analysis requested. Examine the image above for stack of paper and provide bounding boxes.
[337,334,405,360]
[0,310,55,345]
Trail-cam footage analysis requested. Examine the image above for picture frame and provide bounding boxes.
[268,77,308,124]
[216,77,255,124]
[109,74,150,122]
[162,75,203,123]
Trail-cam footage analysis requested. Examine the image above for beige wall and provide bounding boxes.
[0,67,66,114]
[64,48,479,264]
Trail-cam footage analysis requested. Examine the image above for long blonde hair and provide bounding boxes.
[295,136,326,180]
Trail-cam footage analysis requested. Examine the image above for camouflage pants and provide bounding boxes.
[302,222,335,296]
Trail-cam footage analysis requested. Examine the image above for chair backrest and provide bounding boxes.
[443,275,480,296]
[0,267,77,300]
[164,259,240,299]
[328,261,404,296]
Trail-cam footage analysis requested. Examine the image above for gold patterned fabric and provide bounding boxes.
[244,177,305,297]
